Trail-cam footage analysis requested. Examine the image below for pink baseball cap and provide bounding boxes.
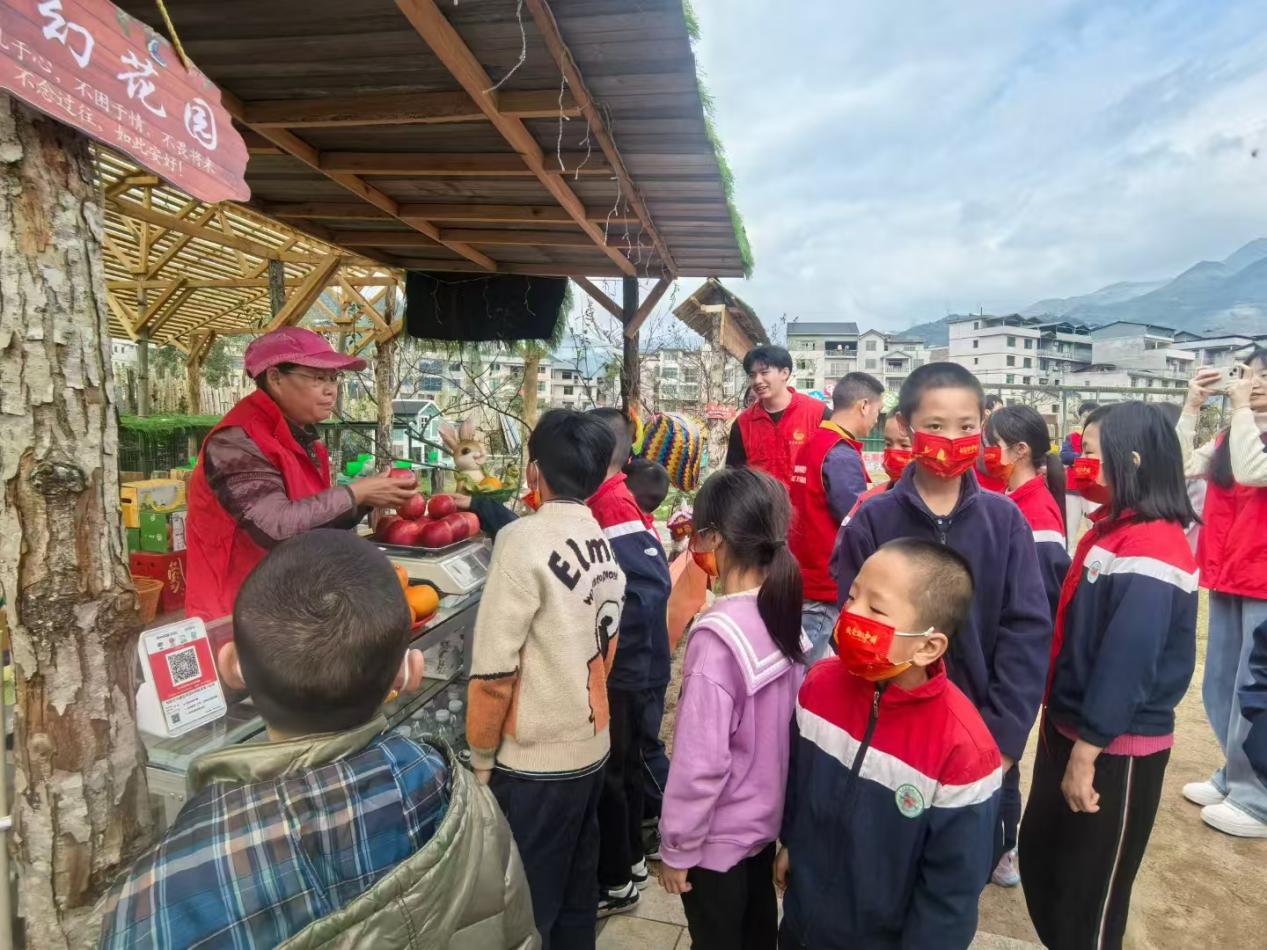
[244,327,368,377]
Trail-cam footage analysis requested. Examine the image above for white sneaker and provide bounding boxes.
[1182,781,1226,807]
[1200,801,1267,838]
[990,848,1020,887]
[630,857,649,890]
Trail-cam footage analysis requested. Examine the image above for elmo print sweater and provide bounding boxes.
[466,500,626,777]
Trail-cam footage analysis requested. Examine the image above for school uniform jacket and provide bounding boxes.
[830,465,1051,761]
[1008,475,1071,622]
[780,659,1001,950]
[1047,512,1199,748]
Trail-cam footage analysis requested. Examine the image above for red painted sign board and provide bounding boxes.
[0,0,248,202]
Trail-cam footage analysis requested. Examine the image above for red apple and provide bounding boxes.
[427,494,457,518]
[419,520,454,548]
[387,468,418,488]
[374,514,401,538]
[396,493,427,521]
[382,519,423,547]
[441,513,470,542]
[458,512,481,537]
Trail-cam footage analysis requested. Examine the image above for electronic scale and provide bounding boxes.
[376,537,492,596]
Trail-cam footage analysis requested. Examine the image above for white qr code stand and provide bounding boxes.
[136,617,228,739]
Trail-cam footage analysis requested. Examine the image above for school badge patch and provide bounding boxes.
[895,783,926,818]
[1087,559,1103,584]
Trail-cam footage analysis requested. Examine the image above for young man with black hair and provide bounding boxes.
[778,539,1002,948]
[789,371,884,661]
[726,344,829,487]
[468,408,627,949]
[100,531,536,949]
[586,408,673,916]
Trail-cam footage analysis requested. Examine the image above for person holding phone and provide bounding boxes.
[1175,351,1267,838]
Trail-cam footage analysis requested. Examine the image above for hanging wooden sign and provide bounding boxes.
[0,0,248,202]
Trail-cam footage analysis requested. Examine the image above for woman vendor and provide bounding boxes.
[186,327,417,620]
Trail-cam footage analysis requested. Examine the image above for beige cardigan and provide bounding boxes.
[1177,407,1267,487]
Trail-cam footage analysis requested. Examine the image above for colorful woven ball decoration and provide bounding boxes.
[637,412,703,491]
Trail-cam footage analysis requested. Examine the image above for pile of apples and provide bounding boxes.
[374,471,479,549]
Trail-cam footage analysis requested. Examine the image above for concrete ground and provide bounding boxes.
[611,592,1265,949]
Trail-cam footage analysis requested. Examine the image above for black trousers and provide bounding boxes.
[598,687,649,886]
[681,843,778,950]
[1019,718,1169,950]
[1001,761,1022,852]
[641,683,670,821]
[491,767,603,950]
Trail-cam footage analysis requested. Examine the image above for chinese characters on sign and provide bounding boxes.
[0,0,248,202]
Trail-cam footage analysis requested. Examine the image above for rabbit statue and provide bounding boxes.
[438,419,494,494]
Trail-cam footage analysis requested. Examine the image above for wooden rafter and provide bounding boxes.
[106,291,139,342]
[339,275,391,335]
[573,277,623,320]
[107,275,397,290]
[145,205,217,278]
[522,0,677,276]
[146,286,198,337]
[268,255,343,330]
[394,0,637,277]
[624,277,672,338]
[134,278,189,333]
[220,91,497,272]
[318,152,608,177]
[262,202,640,226]
[243,88,580,128]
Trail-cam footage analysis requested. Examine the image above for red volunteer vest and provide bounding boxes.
[735,390,824,488]
[789,422,862,602]
[185,390,333,621]
[1197,432,1267,600]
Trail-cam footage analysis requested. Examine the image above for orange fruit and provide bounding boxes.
[478,475,503,490]
[393,564,409,591]
[405,584,440,623]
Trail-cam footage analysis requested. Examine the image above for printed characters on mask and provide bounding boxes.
[833,610,934,681]
[1069,457,1110,505]
[912,431,980,478]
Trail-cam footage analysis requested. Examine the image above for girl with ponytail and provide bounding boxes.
[981,404,1072,887]
[658,468,807,947]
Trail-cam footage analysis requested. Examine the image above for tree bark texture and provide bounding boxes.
[620,276,640,416]
[0,98,151,948]
[375,334,397,469]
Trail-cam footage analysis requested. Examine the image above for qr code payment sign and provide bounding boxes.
[165,646,202,687]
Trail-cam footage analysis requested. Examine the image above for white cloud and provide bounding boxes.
[687,0,1267,331]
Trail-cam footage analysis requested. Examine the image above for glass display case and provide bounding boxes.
[144,589,480,830]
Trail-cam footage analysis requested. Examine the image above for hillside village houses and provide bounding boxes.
[785,320,932,394]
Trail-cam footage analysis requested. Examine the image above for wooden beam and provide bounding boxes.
[134,278,189,332]
[319,152,608,176]
[523,0,677,276]
[100,232,139,274]
[339,275,391,335]
[144,205,217,278]
[440,229,595,248]
[104,173,160,199]
[573,277,622,320]
[261,202,394,221]
[146,286,198,337]
[112,198,324,264]
[394,0,636,277]
[243,89,580,128]
[221,91,496,272]
[394,258,628,278]
[269,255,342,330]
[107,276,399,290]
[166,291,271,341]
[624,277,672,338]
[106,292,139,341]
[264,201,637,225]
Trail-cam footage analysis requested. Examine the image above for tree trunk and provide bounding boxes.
[135,325,149,417]
[267,259,286,317]
[186,344,203,417]
[620,277,640,416]
[0,97,151,947]
[375,335,398,470]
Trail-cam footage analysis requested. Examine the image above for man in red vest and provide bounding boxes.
[725,344,829,487]
[186,328,417,620]
[788,372,884,660]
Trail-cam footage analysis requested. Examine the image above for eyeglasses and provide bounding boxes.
[283,368,342,388]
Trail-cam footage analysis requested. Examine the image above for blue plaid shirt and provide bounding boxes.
[99,724,448,949]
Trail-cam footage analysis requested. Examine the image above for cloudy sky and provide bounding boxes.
[684,0,1267,333]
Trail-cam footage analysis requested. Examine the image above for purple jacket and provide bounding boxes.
[660,592,808,872]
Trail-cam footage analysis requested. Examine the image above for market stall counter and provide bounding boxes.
[143,537,492,831]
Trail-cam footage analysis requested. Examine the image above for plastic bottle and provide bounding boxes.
[433,708,453,746]
[409,707,433,740]
[447,698,464,718]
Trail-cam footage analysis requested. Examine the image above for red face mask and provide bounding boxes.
[833,610,933,682]
[912,431,981,479]
[982,445,1015,483]
[882,448,913,482]
[1070,456,1111,505]
[689,534,719,578]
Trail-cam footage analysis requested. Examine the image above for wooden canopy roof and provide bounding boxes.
[112,0,748,290]
[674,277,767,360]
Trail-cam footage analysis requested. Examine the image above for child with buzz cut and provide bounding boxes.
[778,539,1002,949]
[830,362,1050,863]
[467,408,627,950]
[99,530,537,950]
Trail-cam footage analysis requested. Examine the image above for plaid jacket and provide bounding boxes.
[99,717,448,949]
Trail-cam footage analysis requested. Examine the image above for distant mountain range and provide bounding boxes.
[903,239,1267,346]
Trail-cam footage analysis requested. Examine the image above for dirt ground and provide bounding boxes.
[660,593,1265,949]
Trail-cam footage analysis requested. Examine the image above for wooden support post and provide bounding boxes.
[268,259,286,317]
[375,287,398,470]
[621,276,640,415]
[136,324,150,416]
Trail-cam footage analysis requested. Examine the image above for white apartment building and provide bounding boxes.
[947,314,1094,386]
[785,320,929,395]
[1172,332,1267,369]
[640,347,747,412]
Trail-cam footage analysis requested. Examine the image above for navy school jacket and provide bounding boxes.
[780,659,1001,950]
[830,466,1052,760]
[1048,512,1198,746]
[1008,474,1072,622]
